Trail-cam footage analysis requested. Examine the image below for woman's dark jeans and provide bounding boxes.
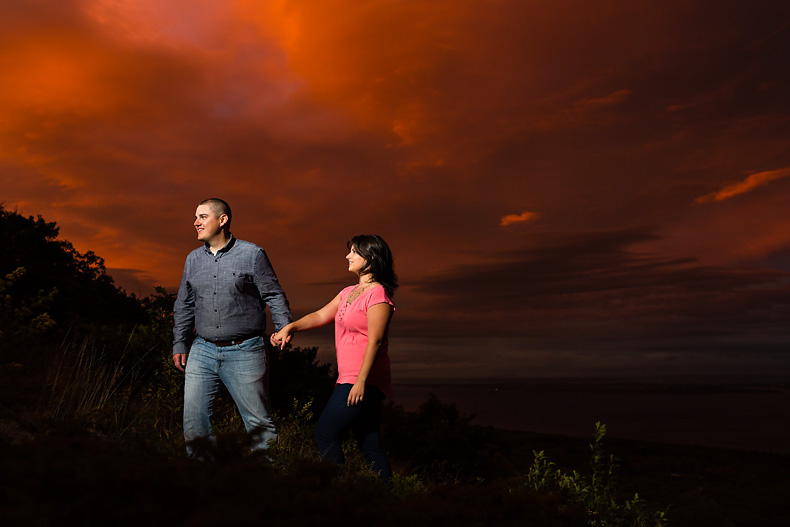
[314,383,392,481]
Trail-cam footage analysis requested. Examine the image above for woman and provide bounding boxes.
[270,234,397,481]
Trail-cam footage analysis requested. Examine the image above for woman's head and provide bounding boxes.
[347,234,398,297]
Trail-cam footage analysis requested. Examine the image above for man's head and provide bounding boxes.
[194,198,232,246]
[199,198,232,225]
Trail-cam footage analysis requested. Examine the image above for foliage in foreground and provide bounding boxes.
[524,422,667,527]
[6,322,790,526]
[2,325,668,526]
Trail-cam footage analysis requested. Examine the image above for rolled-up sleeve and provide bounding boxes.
[253,248,292,331]
[173,255,196,356]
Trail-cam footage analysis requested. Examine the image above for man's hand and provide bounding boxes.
[173,353,187,372]
[270,326,294,349]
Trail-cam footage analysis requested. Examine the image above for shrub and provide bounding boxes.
[269,397,321,472]
[0,267,56,348]
[524,422,668,526]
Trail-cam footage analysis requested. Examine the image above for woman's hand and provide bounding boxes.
[270,294,342,349]
[348,381,365,406]
[270,324,294,349]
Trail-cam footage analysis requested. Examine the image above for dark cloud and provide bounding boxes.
[405,227,790,352]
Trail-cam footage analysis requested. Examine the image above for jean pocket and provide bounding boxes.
[236,335,264,352]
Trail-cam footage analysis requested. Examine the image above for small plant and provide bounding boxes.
[337,436,385,482]
[390,473,426,497]
[268,398,321,472]
[524,422,668,527]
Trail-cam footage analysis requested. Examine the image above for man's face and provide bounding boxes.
[194,204,226,244]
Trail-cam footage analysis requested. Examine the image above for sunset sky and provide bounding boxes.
[3,0,789,380]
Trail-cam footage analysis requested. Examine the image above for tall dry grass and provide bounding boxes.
[42,331,153,438]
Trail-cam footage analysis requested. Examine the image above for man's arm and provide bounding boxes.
[253,248,292,331]
[172,256,196,370]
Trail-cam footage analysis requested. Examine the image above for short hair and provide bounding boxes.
[199,198,232,226]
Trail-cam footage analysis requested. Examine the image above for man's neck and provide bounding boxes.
[207,232,231,254]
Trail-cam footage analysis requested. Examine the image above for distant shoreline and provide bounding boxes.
[391,378,790,454]
[395,373,790,385]
[395,376,790,393]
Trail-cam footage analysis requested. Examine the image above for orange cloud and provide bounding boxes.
[2,0,789,380]
[695,168,790,204]
[500,211,539,227]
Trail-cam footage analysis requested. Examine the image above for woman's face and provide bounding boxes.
[346,246,368,275]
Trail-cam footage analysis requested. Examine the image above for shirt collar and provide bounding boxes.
[203,234,236,255]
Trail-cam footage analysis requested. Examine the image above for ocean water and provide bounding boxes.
[392,379,790,453]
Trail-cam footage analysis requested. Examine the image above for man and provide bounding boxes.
[173,198,291,456]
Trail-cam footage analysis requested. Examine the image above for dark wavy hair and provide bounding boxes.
[348,234,398,298]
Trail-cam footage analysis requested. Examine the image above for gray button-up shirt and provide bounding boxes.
[172,236,292,355]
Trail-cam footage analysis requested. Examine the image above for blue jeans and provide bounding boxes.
[183,336,276,456]
[314,383,392,481]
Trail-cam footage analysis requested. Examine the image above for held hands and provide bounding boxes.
[269,325,294,349]
[348,381,365,406]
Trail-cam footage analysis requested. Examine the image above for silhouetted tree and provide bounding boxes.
[0,267,57,343]
[1,205,146,341]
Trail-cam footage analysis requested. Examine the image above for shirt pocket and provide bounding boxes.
[230,271,254,292]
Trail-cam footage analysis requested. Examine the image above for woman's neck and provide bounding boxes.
[358,274,376,286]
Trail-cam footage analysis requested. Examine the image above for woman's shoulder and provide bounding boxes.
[366,284,394,306]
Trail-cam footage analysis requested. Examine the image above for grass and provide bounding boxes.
[1,336,789,526]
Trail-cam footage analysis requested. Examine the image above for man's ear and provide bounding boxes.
[219,214,228,227]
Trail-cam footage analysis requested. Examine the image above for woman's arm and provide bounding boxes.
[347,302,394,406]
[270,293,342,349]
